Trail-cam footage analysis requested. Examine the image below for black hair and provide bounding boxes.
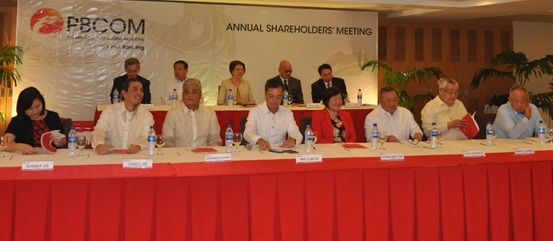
[264,78,284,93]
[322,86,342,108]
[229,60,245,74]
[17,87,46,117]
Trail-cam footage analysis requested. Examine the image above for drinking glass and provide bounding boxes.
[549,128,553,146]
[155,135,165,155]
[232,98,238,108]
[378,131,388,149]
[311,132,318,150]
[287,96,293,107]
[232,133,243,152]
[77,135,86,156]
[436,130,444,147]
[0,136,7,158]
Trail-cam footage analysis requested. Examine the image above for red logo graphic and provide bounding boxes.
[30,8,63,34]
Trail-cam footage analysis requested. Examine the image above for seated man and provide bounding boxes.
[494,85,543,139]
[92,78,154,155]
[267,60,304,104]
[110,57,151,104]
[365,86,423,142]
[162,78,222,147]
[244,78,303,150]
[311,63,348,103]
[421,77,468,140]
[162,60,188,105]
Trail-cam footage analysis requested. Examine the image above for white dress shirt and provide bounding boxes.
[91,102,154,149]
[162,78,187,105]
[364,105,423,142]
[494,102,542,139]
[421,96,468,140]
[244,101,303,146]
[162,104,222,147]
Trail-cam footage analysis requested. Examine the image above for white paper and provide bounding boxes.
[514,147,535,155]
[123,159,153,169]
[380,153,405,161]
[462,149,486,158]
[22,161,54,171]
[205,153,232,162]
[296,154,323,163]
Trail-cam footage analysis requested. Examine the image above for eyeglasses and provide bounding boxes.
[440,88,459,95]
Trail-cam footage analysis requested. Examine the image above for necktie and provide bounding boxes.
[326,83,330,89]
[284,80,289,91]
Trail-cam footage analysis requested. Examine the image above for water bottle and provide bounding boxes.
[171,88,178,108]
[68,126,77,157]
[225,124,233,153]
[283,90,289,107]
[148,125,155,156]
[370,123,378,150]
[486,121,494,146]
[305,125,313,152]
[112,89,119,104]
[227,89,234,107]
[538,120,547,144]
[430,122,438,149]
[357,89,362,105]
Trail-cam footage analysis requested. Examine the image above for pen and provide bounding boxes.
[9,156,13,160]
[177,152,181,157]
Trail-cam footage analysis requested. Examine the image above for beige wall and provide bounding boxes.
[514,21,553,125]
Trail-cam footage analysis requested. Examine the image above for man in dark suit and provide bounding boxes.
[267,60,304,104]
[311,63,348,103]
[110,57,151,104]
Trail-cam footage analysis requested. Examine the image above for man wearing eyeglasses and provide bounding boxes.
[421,78,468,140]
[494,85,543,139]
[267,60,304,104]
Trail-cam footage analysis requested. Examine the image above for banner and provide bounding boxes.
[16,0,377,120]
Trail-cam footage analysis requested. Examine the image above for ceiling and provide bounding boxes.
[168,0,553,22]
[4,0,553,22]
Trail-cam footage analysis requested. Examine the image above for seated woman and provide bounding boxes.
[5,87,66,154]
[217,60,255,105]
[311,86,357,143]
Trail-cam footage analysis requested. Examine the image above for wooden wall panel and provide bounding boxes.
[378,14,513,125]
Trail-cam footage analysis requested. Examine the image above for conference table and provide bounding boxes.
[1,139,552,241]
[94,104,374,143]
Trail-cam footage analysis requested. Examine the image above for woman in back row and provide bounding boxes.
[217,60,256,105]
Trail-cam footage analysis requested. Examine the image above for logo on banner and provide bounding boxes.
[30,8,63,35]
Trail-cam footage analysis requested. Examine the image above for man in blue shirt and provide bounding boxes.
[494,85,543,139]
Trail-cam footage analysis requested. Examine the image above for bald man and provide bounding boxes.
[266,60,304,104]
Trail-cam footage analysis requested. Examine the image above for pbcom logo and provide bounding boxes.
[30,8,63,35]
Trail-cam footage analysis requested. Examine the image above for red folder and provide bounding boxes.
[459,112,479,139]
[191,147,218,153]
[40,130,65,153]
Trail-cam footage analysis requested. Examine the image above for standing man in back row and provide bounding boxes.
[110,57,151,104]
[311,63,348,103]
[267,60,304,104]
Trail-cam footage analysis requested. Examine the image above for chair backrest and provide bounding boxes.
[61,118,72,137]
[240,116,248,145]
[299,117,312,144]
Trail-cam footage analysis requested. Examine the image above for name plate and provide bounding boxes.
[514,147,535,155]
[141,104,155,110]
[306,103,322,108]
[22,161,54,171]
[462,149,486,158]
[123,159,153,169]
[205,153,232,162]
[380,153,405,161]
[296,154,322,163]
